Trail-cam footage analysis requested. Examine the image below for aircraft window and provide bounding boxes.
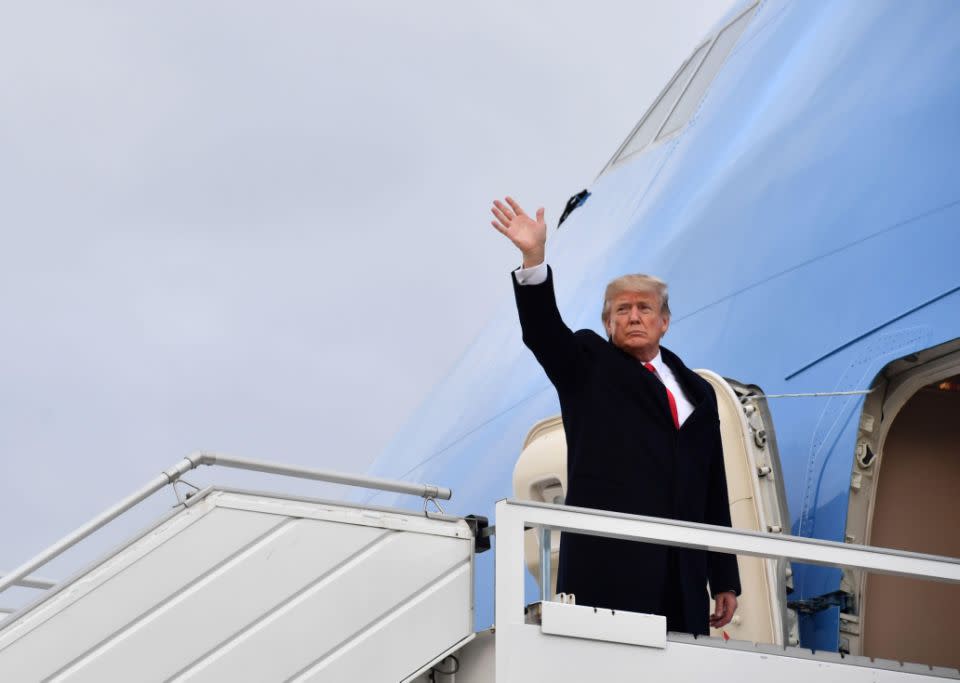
[607,2,759,170]
[615,41,709,162]
[658,3,759,139]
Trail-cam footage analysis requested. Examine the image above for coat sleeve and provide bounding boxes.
[704,415,743,597]
[512,265,587,392]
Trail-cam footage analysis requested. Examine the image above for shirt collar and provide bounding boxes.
[645,349,664,375]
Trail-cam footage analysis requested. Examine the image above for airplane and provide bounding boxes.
[359,0,960,668]
[2,0,959,678]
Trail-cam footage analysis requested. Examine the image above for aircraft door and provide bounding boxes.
[842,340,960,669]
[697,370,799,646]
[513,416,566,598]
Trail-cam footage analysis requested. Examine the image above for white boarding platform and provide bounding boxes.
[3,455,959,682]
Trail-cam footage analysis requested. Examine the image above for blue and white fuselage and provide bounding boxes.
[365,0,960,653]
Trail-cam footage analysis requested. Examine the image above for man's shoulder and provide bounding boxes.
[568,329,612,362]
[659,345,694,374]
[573,329,607,347]
[661,346,718,402]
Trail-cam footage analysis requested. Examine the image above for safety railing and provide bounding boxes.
[0,576,57,615]
[0,451,452,614]
[494,499,960,681]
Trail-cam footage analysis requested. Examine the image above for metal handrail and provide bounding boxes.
[506,498,960,585]
[0,451,452,598]
[494,498,960,680]
[197,453,452,501]
[0,576,56,590]
[495,498,960,632]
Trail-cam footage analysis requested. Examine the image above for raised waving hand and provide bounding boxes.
[490,196,546,268]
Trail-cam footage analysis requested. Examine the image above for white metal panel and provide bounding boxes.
[0,502,214,650]
[173,529,472,682]
[0,504,281,682]
[0,490,475,683]
[295,564,472,682]
[213,491,473,540]
[540,600,666,649]
[54,518,391,682]
[497,624,958,681]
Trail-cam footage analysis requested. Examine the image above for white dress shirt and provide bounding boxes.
[514,262,694,425]
[641,351,694,426]
[513,261,549,286]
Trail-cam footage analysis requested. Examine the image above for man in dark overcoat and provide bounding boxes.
[490,196,741,635]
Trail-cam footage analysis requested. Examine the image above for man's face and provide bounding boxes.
[605,290,669,361]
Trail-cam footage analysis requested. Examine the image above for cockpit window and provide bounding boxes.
[608,2,759,168]
[659,4,758,138]
[616,41,709,162]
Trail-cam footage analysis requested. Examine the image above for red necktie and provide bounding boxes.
[644,362,680,430]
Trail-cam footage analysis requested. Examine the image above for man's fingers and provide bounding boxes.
[536,207,545,225]
[504,196,526,216]
[493,200,515,220]
[710,594,735,629]
[709,595,727,629]
[491,219,509,235]
[709,605,730,628]
[491,206,512,226]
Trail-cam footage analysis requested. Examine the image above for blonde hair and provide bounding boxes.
[601,273,671,325]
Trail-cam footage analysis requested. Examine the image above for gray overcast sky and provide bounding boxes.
[0,1,731,595]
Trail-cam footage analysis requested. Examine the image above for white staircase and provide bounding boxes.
[0,489,475,682]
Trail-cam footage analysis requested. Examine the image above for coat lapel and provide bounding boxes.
[607,345,676,431]
[660,345,707,428]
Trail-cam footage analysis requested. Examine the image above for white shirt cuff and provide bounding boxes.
[513,262,548,286]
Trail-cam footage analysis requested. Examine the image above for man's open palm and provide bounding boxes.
[490,196,547,267]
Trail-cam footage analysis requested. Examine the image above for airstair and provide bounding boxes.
[2,453,958,682]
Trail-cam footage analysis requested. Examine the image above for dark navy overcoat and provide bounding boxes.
[513,267,741,633]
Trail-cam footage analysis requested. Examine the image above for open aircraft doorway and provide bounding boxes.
[844,339,960,669]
